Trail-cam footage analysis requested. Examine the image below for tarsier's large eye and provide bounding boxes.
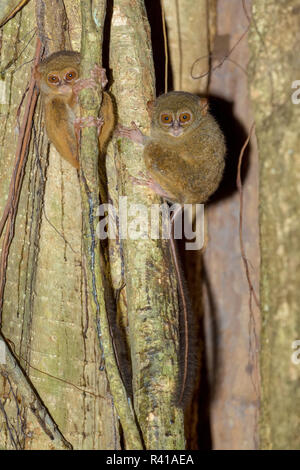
[65,71,77,81]
[179,112,191,123]
[161,113,173,124]
[48,74,59,84]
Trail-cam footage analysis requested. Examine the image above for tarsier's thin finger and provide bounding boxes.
[130,175,147,186]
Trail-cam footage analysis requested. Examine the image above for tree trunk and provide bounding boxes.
[109,0,184,449]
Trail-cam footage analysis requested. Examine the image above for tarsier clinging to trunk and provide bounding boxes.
[117,91,225,203]
[35,50,115,169]
[117,91,226,405]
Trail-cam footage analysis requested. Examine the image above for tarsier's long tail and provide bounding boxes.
[170,209,198,407]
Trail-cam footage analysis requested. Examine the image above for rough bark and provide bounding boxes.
[78,0,142,450]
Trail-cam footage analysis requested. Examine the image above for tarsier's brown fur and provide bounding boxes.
[36,51,115,169]
[145,91,225,204]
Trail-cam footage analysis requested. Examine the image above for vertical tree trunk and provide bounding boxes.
[249,0,300,450]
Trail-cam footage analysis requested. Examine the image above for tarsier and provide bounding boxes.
[36,51,115,169]
[117,91,226,405]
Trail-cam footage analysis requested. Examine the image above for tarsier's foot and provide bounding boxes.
[91,65,108,89]
[74,116,104,137]
[73,78,97,96]
[130,172,171,199]
[129,171,148,186]
[115,122,145,145]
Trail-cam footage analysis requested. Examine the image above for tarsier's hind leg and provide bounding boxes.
[130,172,174,200]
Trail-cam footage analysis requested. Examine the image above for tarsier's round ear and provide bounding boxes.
[147,100,155,117]
[198,97,209,116]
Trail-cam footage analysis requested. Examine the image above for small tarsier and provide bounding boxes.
[35,51,115,169]
[117,91,226,204]
[117,91,226,406]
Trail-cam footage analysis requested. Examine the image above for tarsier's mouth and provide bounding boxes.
[57,85,73,95]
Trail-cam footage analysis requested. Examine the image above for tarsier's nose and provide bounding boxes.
[58,84,72,95]
[171,120,183,136]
